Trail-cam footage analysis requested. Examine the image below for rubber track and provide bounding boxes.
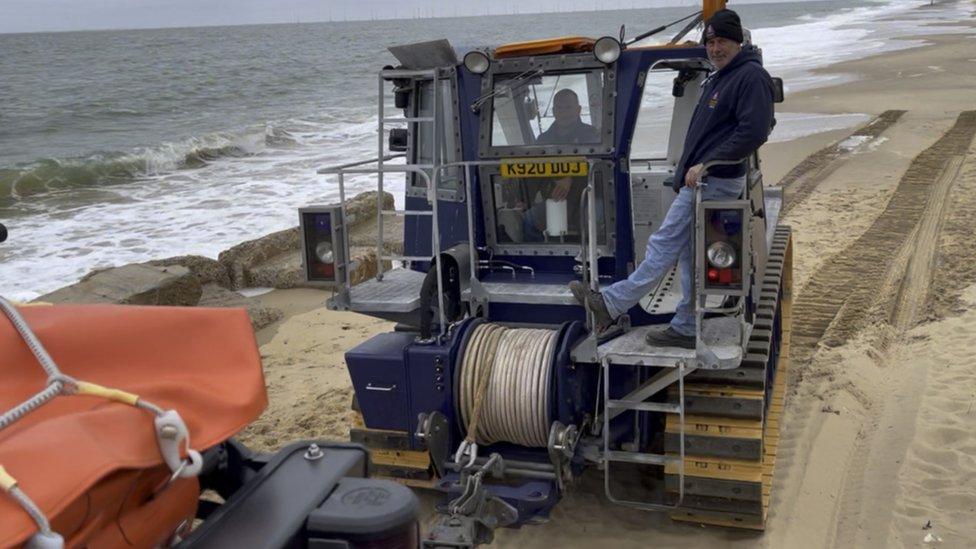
[792,110,976,354]
[779,110,906,216]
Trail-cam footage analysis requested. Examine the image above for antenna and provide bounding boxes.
[626,10,700,46]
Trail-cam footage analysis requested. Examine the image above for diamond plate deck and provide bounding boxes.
[462,281,576,305]
[349,268,425,313]
[597,317,744,368]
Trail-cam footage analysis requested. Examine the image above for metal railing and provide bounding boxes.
[316,67,448,336]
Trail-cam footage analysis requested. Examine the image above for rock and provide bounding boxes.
[344,190,395,229]
[349,247,391,286]
[246,248,391,289]
[197,284,283,330]
[247,251,304,289]
[37,264,202,306]
[148,255,232,288]
[218,190,396,290]
[218,227,300,289]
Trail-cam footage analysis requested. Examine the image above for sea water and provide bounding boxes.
[0,0,972,300]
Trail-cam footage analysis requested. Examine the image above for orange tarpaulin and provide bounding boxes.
[0,304,267,547]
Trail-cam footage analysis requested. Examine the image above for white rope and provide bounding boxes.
[458,324,558,448]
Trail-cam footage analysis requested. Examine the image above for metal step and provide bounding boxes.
[597,317,744,368]
[460,281,576,306]
[381,209,433,217]
[347,268,425,313]
[606,451,680,467]
[607,366,696,422]
[381,116,435,123]
[606,400,682,414]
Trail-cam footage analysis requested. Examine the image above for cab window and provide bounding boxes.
[411,78,460,194]
[631,70,677,160]
[490,70,605,148]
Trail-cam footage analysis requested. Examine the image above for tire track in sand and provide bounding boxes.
[779,110,906,216]
[831,137,970,549]
[767,111,976,548]
[791,110,976,358]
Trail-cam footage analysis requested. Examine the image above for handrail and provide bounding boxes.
[317,155,609,337]
[322,164,447,338]
[317,154,405,175]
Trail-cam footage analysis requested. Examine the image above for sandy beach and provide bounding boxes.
[235,4,976,547]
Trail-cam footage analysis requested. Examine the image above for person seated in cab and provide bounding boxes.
[570,8,775,348]
[521,89,599,242]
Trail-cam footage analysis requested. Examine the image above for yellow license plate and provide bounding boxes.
[500,158,588,178]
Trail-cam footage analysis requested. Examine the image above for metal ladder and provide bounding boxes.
[601,161,754,510]
[376,67,445,281]
[317,67,451,334]
[601,356,695,511]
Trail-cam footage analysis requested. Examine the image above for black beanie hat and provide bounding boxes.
[703,9,744,44]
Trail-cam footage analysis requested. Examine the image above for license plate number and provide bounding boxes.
[500,158,588,178]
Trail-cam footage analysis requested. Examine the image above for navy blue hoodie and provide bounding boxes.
[672,46,775,191]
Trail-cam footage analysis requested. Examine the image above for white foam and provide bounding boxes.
[769,112,873,143]
[838,134,874,151]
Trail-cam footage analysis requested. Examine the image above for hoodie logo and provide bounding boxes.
[708,91,719,109]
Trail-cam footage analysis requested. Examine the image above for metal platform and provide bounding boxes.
[348,268,425,313]
[462,281,576,305]
[597,317,745,368]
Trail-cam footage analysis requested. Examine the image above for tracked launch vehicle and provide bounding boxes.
[300,1,793,544]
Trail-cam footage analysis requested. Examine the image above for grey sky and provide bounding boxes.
[0,0,809,34]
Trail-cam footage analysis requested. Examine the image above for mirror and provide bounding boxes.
[389,128,408,152]
[771,77,785,103]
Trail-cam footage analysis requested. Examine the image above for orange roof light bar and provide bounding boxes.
[494,36,596,58]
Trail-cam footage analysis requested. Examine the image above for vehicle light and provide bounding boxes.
[707,267,719,282]
[710,210,742,235]
[316,241,334,263]
[593,36,622,64]
[463,50,491,74]
[706,241,736,269]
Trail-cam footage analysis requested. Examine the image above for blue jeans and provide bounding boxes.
[602,175,746,336]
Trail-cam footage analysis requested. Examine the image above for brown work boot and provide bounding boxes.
[644,326,695,349]
[569,280,614,333]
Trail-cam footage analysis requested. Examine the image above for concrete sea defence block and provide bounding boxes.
[37,264,202,306]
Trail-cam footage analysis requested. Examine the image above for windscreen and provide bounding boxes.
[490,164,607,247]
[490,70,606,148]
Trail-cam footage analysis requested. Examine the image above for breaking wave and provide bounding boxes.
[0,124,297,205]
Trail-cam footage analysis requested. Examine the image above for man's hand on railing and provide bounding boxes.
[689,158,752,189]
[684,163,706,189]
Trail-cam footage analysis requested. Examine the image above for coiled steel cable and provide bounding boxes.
[458,324,558,448]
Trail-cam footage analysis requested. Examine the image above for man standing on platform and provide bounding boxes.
[570,9,775,348]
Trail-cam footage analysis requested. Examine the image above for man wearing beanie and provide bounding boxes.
[571,8,775,348]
